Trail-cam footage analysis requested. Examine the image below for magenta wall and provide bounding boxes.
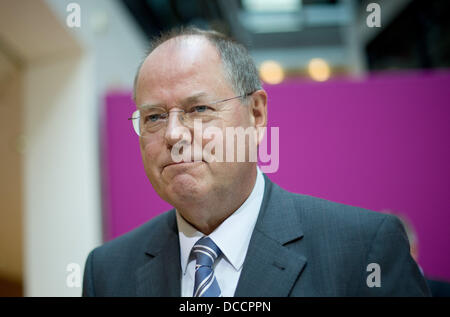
[102,71,450,281]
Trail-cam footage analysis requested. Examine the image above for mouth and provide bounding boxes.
[163,160,205,169]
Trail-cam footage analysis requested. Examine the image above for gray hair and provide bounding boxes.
[132,26,262,104]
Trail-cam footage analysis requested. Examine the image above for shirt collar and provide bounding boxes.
[176,166,265,274]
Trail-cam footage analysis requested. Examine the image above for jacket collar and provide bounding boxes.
[234,173,307,296]
[136,173,307,296]
[136,208,181,296]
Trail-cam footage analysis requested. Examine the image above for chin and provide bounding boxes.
[167,177,211,205]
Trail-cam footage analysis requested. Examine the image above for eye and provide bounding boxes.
[194,105,208,113]
[145,114,162,122]
[191,105,213,113]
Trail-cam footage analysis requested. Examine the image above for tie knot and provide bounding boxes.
[192,236,221,267]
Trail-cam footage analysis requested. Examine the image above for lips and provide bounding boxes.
[164,161,183,168]
[163,160,204,169]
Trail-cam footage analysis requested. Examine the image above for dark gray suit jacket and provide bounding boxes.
[83,174,430,296]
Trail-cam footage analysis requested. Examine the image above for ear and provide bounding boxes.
[248,89,268,145]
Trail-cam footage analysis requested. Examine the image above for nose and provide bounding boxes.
[164,110,192,147]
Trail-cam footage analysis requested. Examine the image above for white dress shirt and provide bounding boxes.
[176,166,265,297]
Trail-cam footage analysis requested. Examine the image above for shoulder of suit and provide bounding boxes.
[272,182,394,237]
[90,209,175,258]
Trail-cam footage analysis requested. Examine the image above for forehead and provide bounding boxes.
[136,36,231,103]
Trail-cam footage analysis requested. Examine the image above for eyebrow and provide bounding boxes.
[137,92,209,111]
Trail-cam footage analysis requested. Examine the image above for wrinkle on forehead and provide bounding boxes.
[136,35,230,104]
[154,35,216,58]
[145,35,221,77]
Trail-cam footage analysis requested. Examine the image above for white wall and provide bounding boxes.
[24,52,99,297]
[45,0,148,99]
[0,0,148,296]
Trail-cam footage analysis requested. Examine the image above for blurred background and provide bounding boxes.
[0,0,449,296]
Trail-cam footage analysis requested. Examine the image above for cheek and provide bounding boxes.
[140,138,162,168]
[231,107,252,128]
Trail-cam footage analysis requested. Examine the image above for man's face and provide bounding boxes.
[135,36,259,210]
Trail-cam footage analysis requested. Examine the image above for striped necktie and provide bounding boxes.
[192,236,222,297]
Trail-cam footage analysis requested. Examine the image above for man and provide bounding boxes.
[83,27,429,297]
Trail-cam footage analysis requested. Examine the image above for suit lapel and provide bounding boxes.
[235,174,307,297]
[136,210,181,296]
[134,174,307,297]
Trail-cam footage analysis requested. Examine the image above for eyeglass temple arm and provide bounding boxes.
[127,91,256,120]
[208,90,256,106]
